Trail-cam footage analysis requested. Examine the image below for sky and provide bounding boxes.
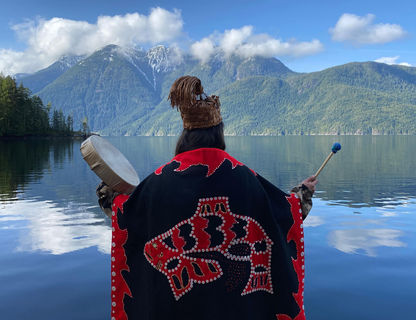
[0,0,415,75]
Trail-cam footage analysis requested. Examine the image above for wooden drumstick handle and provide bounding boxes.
[314,152,334,177]
[314,142,341,178]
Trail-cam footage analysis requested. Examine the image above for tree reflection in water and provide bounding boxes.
[0,138,74,199]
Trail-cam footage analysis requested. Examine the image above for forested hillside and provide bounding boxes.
[17,44,416,136]
[0,76,74,137]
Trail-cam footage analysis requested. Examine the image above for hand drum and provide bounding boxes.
[80,135,140,194]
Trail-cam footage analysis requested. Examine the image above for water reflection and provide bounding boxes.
[0,138,74,199]
[105,136,416,208]
[308,197,413,257]
[0,136,414,320]
[2,136,416,209]
[0,136,415,320]
[225,135,416,208]
[0,198,110,254]
[303,215,325,227]
[1,136,415,257]
[0,138,111,255]
[328,228,406,257]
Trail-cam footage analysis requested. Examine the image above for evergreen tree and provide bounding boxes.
[0,77,74,137]
[52,109,59,131]
[81,117,90,137]
[66,115,73,133]
[58,109,65,132]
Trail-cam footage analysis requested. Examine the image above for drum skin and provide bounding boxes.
[80,135,139,194]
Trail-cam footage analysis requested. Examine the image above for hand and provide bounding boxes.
[96,181,117,218]
[301,176,318,194]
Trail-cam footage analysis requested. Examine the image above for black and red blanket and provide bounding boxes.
[110,148,306,320]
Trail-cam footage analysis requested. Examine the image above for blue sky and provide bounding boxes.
[1,0,415,75]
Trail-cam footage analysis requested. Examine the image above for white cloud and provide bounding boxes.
[1,11,324,74]
[191,25,323,62]
[330,13,406,45]
[238,37,323,58]
[190,37,216,64]
[220,25,253,57]
[374,56,412,67]
[0,8,184,75]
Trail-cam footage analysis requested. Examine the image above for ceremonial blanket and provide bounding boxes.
[110,148,306,320]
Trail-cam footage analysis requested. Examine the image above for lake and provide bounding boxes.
[0,136,415,320]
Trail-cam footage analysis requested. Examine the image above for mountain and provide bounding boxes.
[18,44,416,135]
[217,62,416,135]
[17,55,84,94]
[282,62,416,135]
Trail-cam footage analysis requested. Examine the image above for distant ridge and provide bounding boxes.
[18,44,416,135]
[18,55,85,94]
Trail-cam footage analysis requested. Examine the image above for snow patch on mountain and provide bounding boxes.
[115,46,154,89]
[146,45,182,73]
[114,46,145,62]
[146,45,183,89]
[114,45,183,90]
[58,55,85,71]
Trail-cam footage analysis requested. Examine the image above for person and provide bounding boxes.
[97,76,317,320]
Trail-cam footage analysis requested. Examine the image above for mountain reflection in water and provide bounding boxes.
[0,136,415,320]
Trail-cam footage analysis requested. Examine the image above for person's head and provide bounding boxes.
[175,122,226,155]
[168,76,225,155]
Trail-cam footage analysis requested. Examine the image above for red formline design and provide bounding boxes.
[143,196,274,301]
[276,194,306,320]
[111,194,132,320]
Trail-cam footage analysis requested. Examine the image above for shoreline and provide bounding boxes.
[0,135,84,140]
[1,133,414,139]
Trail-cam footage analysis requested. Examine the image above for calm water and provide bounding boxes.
[0,136,415,320]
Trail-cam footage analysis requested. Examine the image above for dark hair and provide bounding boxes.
[175,122,226,155]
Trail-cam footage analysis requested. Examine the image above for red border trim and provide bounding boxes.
[111,194,132,320]
[276,194,306,320]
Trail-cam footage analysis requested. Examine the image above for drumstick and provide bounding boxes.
[314,142,341,177]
